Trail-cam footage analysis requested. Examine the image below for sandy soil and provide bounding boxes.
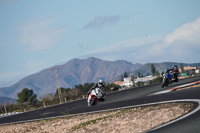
[0,102,194,133]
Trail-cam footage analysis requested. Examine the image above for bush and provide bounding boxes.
[152,76,163,83]
[136,81,145,86]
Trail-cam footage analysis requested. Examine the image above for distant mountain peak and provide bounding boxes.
[1,57,199,99]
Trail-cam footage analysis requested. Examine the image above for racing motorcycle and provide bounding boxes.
[87,87,103,106]
[162,70,174,88]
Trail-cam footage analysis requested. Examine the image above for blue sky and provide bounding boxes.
[0,0,200,87]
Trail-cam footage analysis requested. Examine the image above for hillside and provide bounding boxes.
[131,62,200,76]
[113,62,200,81]
[0,97,17,105]
[0,57,142,98]
[1,57,199,99]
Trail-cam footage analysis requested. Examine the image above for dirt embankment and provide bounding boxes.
[0,102,194,133]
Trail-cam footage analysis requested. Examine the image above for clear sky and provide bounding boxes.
[0,0,200,87]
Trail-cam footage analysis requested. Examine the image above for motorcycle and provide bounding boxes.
[87,87,103,106]
[162,70,174,88]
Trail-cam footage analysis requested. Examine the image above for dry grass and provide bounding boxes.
[0,102,194,133]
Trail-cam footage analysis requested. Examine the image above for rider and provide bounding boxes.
[88,79,106,101]
[166,65,180,82]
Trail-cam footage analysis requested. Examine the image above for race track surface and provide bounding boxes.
[0,76,200,133]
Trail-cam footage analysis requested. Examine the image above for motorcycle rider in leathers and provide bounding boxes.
[166,65,180,82]
[88,79,106,101]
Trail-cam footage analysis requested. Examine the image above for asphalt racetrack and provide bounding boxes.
[0,76,200,133]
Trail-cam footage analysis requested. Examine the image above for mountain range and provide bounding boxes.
[0,57,141,98]
[0,57,199,99]
[0,97,17,105]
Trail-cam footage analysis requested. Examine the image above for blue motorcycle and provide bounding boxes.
[162,70,174,88]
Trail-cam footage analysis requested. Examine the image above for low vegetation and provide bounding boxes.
[0,83,121,114]
[1,62,195,114]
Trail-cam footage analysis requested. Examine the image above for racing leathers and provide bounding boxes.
[166,68,180,82]
[88,83,106,101]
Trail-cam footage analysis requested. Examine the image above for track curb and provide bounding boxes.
[168,81,200,91]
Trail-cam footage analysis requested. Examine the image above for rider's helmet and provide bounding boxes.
[98,79,104,87]
[173,65,178,70]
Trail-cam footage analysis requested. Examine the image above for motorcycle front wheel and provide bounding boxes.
[88,98,95,106]
[162,78,168,88]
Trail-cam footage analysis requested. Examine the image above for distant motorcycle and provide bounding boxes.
[87,87,103,106]
[162,70,174,88]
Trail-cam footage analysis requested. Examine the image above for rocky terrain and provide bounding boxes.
[0,102,194,133]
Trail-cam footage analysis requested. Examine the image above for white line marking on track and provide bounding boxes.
[149,80,200,96]
[148,90,172,96]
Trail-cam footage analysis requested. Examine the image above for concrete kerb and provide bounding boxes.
[168,81,200,91]
[149,80,200,96]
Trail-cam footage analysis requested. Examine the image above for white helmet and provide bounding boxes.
[98,79,103,87]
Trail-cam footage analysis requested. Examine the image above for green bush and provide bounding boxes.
[152,76,163,83]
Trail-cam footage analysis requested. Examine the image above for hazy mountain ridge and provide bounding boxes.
[132,62,200,76]
[0,57,142,98]
[0,57,199,99]
[111,62,200,82]
[0,97,17,105]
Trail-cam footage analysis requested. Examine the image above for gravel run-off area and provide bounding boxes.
[0,102,195,133]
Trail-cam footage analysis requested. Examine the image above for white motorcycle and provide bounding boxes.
[87,87,103,106]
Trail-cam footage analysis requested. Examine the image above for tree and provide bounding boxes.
[131,75,135,87]
[155,71,160,76]
[136,81,144,86]
[54,83,96,102]
[121,71,129,81]
[138,72,141,78]
[152,76,162,83]
[124,71,129,78]
[180,63,184,73]
[121,74,124,81]
[40,93,57,105]
[151,64,156,76]
[131,75,135,81]
[17,88,37,105]
[161,71,164,76]
[28,94,37,104]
